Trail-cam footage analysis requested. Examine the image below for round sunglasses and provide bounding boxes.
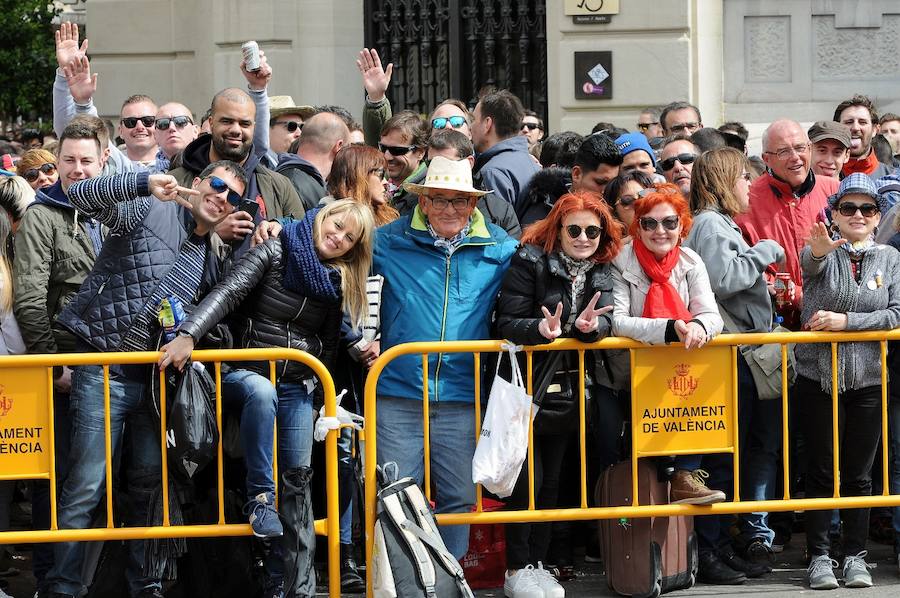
[564,224,602,239]
[431,116,467,130]
[22,162,56,183]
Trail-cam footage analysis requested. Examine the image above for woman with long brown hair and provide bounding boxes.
[326,144,399,226]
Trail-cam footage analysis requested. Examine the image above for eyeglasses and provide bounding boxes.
[426,196,472,211]
[521,122,542,131]
[369,168,386,179]
[274,121,303,133]
[121,116,156,129]
[155,116,194,131]
[565,224,602,239]
[658,153,697,171]
[206,175,243,206]
[764,143,810,160]
[378,142,418,156]
[636,122,659,132]
[616,194,638,207]
[22,162,56,182]
[639,216,680,231]
[837,202,879,217]
[431,116,467,130]
[669,122,700,134]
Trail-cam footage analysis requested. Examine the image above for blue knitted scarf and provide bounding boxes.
[280,208,342,303]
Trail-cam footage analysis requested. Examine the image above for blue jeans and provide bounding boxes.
[221,370,314,497]
[46,365,161,597]
[889,400,900,552]
[376,397,475,559]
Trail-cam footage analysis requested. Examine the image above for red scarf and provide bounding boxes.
[633,239,693,320]
[842,150,880,177]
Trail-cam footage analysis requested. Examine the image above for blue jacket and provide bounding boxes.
[373,207,517,403]
[473,135,539,207]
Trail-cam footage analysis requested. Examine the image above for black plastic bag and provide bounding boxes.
[167,362,219,479]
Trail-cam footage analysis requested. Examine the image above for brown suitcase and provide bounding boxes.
[596,460,697,598]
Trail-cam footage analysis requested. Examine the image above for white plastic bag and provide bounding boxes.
[471,344,535,498]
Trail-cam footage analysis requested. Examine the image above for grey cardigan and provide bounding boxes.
[684,210,784,333]
[797,243,900,392]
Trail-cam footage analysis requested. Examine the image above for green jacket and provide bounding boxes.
[363,96,392,147]
[13,182,102,354]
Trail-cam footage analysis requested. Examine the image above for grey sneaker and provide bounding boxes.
[842,551,874,588]
[807,554,839,590]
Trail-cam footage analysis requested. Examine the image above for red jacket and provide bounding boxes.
[734,171,838,327]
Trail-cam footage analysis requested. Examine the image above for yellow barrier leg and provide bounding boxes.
[103,365,114,528]
[46,367,58,530]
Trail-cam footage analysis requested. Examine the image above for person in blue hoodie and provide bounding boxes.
[12,121,106,595]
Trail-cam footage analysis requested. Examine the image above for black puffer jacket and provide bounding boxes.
[515,167,571,228]
[180,237,342,384]
[495,244,615,433]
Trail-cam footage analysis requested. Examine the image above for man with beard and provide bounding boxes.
[168,88,303,256]
[834,94,892,180]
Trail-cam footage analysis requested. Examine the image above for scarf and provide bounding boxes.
[557,252,594,332]
[842,150,880,177]
[279,208,341,303]
[633,239,692,320]
[427,218,472,255]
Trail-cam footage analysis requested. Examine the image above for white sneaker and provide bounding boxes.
[504,565,544,598]
[535,562,566,597]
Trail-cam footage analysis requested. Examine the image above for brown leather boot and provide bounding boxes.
[670,469,726,505]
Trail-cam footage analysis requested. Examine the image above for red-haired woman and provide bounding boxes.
[495,191,622,598]
[325,144,399,226]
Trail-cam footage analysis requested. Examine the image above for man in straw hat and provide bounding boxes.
[373,155,518,558]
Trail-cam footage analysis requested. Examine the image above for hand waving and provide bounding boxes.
[55,22,87,70]
[574,291,612,334]
[538,302,563,340]
[148,174,197,209]
[807,222,846,259]
[357,48,393,102]
[63,55,97,105]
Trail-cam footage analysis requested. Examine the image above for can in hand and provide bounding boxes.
[241,40,261,72]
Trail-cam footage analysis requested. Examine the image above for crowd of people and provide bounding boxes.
[3,21,900,598]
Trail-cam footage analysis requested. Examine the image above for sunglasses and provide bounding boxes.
[636,122,659,131]
[378,142,418,156]
[274,121,303,133]
[837,202,879,217]
[207,175,243,206]
[431,116,467,129]
[565,224,602,239]
[616,194,638,207]
[369,167,386,179]
[521,122,542,131]
[121,116,156,129]
[659,153,697,172]
[155,116,194,131]
[639,216,680,231]
[23,162,56,182]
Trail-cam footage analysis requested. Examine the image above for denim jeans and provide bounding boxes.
[376,397,475,559]
[46,365,162,597]
[889,400,900,551]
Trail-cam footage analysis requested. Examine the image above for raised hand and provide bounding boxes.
[148,174,197,209]
[55,22,88,70]
[674,319,708,350]
[807,221,846,259]
[357,48,393,102]
[63,55,97,105]
[574,291,612,334]
[251,219,283,246]
[241,48,272,91]
[538,302,563,340]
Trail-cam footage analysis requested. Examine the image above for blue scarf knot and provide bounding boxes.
[280,208,342,303]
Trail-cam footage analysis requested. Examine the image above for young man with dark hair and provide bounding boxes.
[571,133,623,196]
[833,94,891,179]
[379,110,429,207]
[471,89,539,205]
[520,109,544,150]
[879,113,900,161]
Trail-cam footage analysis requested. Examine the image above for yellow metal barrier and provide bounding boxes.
[363,330,900,596]
[0,348,342,597]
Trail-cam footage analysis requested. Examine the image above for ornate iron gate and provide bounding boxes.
[363,0,547,121]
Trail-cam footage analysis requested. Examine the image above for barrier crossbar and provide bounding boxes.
[363,330,900,596]
[0,347,342,598]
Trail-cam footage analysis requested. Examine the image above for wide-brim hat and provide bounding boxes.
[403,155,490,196]
[269,95,315,120]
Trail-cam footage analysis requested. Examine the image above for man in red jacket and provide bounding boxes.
[734,119,839,330]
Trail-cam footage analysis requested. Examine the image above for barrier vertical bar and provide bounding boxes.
[319,366,341,598]
[422,354,431,501]
[473,352,483,513]
[578,349,587,509]
[159,368,170,526]
[831,343,840,498]
[269,360,278,506]
[731,346,740,502]
[781,344,790,499]
[103,365,114,528]
[630,349,639,506]
[881,340,889,496]
[526,350,535,511]
[46,367,58,530]
[214,362,225,524]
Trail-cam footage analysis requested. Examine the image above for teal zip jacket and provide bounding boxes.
[374,206,517,402]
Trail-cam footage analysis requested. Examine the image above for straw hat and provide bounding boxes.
[403,156,490,196]
[269,95,315,120]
